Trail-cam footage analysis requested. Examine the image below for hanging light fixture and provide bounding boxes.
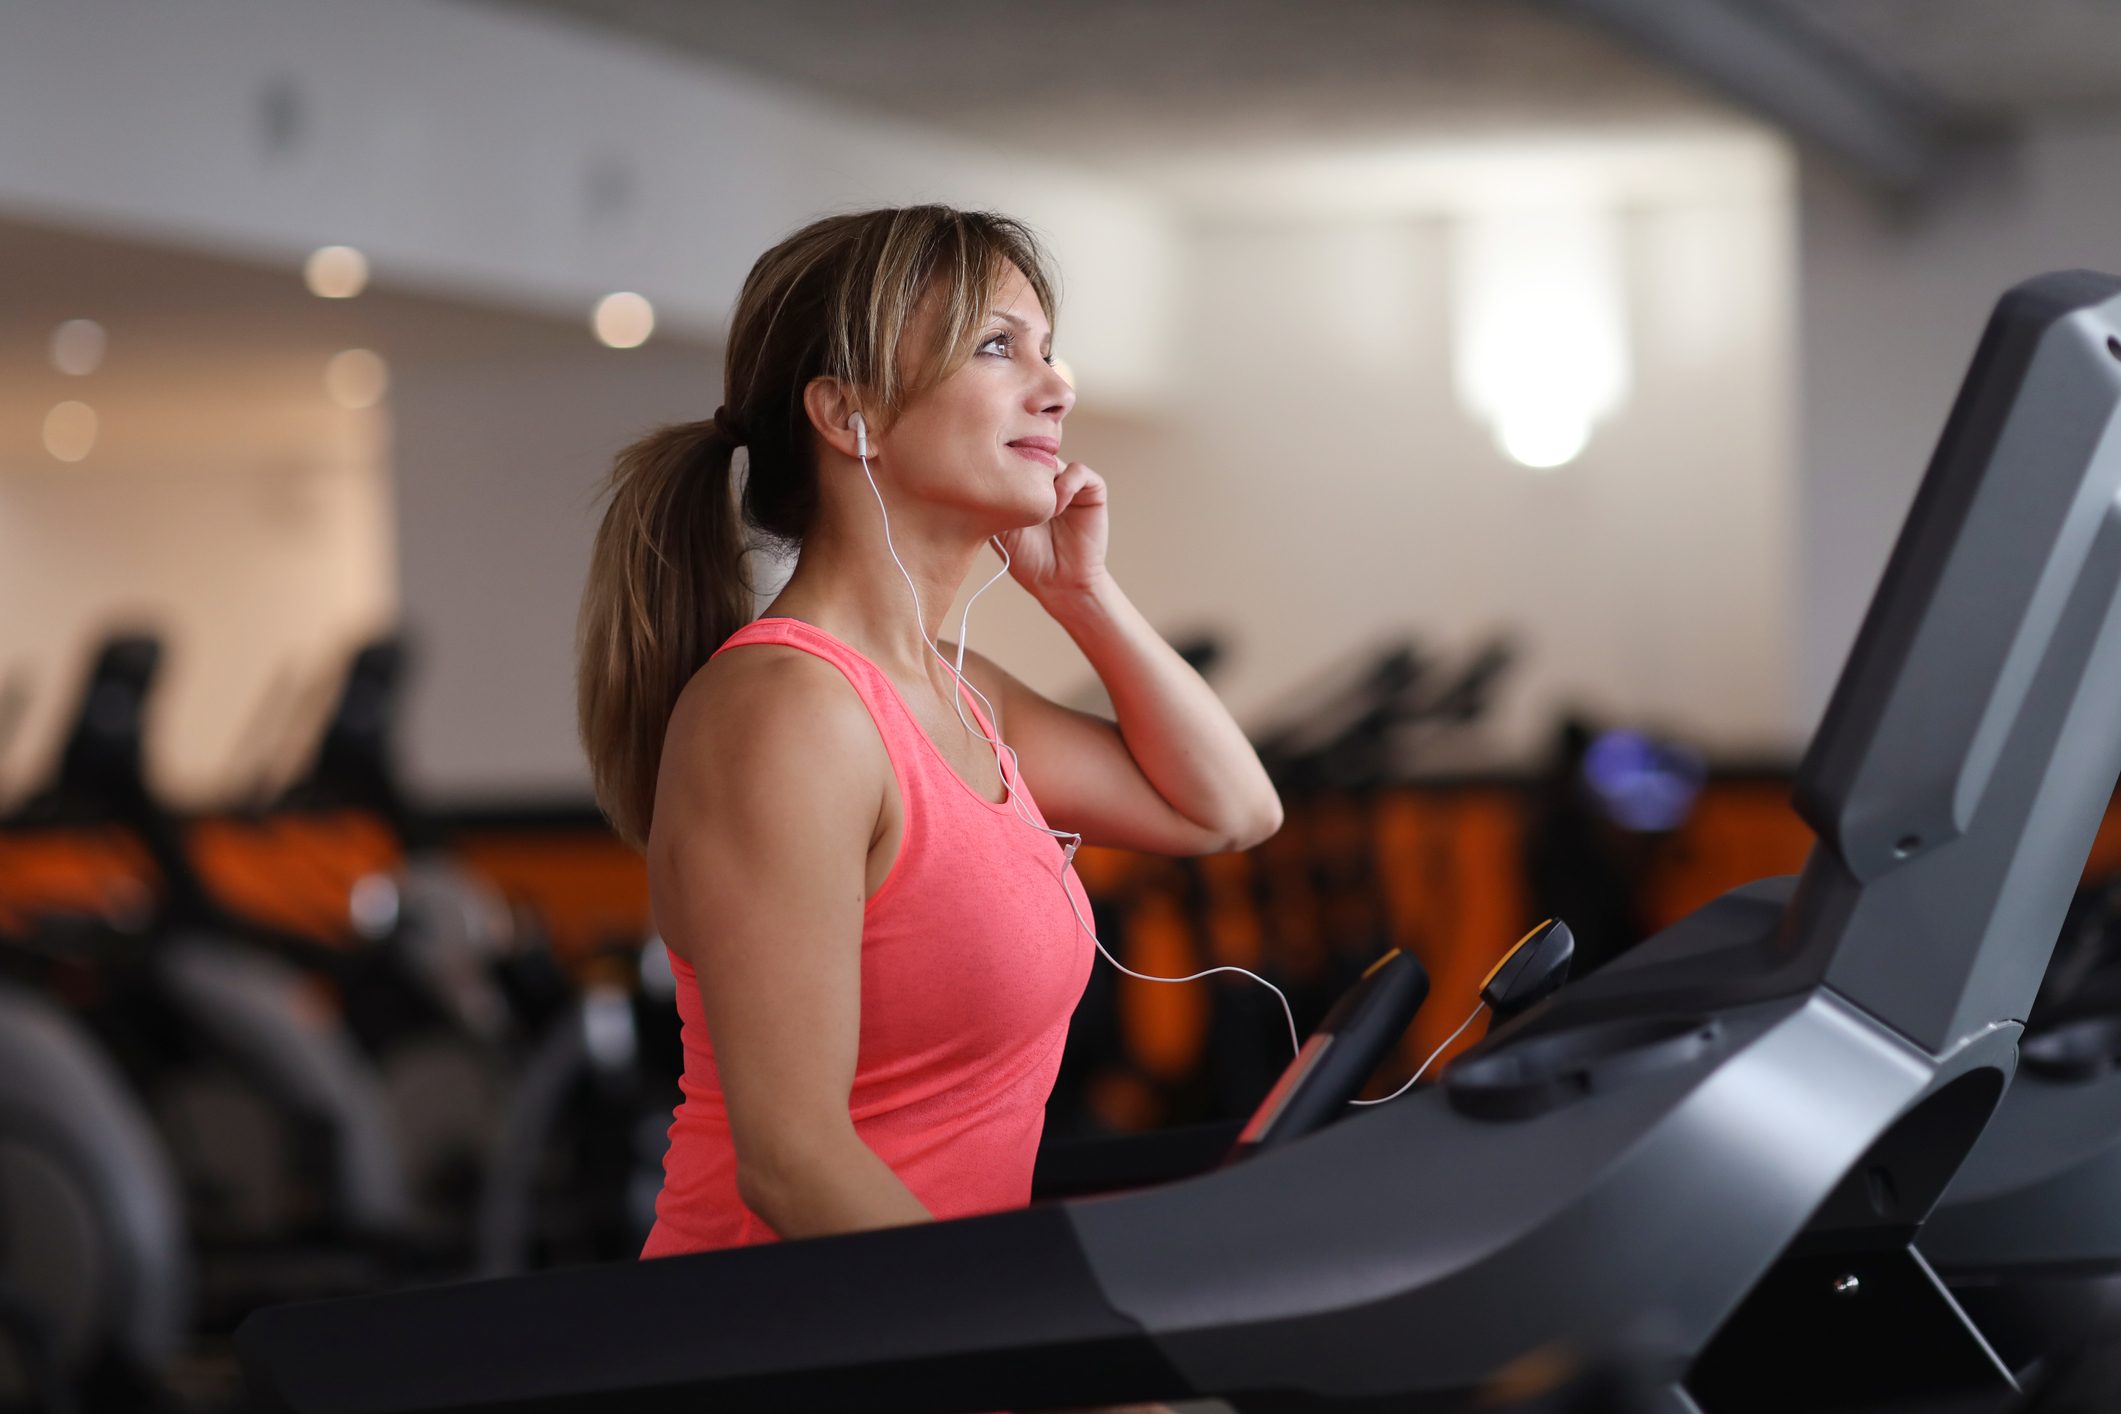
[593,292,655,349]
[305,245,370,299]
[1449,206,1631,470]
[49,319,107,376]
[43,402,98,462]
[325,349,389,408]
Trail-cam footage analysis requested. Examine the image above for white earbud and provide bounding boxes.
[850,411,868,459]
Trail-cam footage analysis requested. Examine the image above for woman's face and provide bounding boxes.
[882,262,1075,530]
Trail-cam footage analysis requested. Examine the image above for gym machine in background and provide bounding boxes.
[0,632,577,1409]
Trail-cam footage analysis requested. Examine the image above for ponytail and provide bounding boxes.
[576,418,753,848]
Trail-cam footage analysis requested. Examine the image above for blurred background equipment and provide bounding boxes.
[0,636,415,1310]
[0,980,189,1414]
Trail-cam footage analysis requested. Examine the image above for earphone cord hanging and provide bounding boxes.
[1347,1000,1486,1106]
[857,439,1304,1060]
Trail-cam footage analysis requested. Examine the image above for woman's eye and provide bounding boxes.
[981,331,1055,366]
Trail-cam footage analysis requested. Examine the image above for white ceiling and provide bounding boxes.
[15,0,2116,465]
[470,0,2121,182]
[1786,0,2121,118]
[469,0,1737,175]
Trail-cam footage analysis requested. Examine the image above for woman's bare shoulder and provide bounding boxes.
[649,646,885,975]
[675,639,838,711]
[661,644,881,794]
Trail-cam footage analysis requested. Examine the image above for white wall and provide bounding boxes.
[1,0,1813,804]
[387,337,718,799]
[248,144,1805,803]
[13,0,2115,798]
[1797,115,2121,729]
[0,0,1180,802]
[0,405,393,807]
[952,180,1802,767]
[0,0,1179,410]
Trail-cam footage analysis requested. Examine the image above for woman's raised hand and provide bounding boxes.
[996,460,1109,605]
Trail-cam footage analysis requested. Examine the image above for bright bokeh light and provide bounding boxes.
[305,245,370,299]
[43,402,98,462]
[1450,207,1631,470]
[1583,728,1707,832]
[349,874,401,939]
[49,319,107,376]
[325,348,389,408]
[593,292,655,348]
[1496,409,1591,470]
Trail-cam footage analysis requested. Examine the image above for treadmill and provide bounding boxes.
[239,270,2121,1412]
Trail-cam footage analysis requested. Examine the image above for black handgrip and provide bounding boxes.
[1226,949,1429,1161]
[1483,919,1575,1020]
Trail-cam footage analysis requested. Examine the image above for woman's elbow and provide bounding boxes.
[1226,799,1285,853]
[733,1128,820,1227]
[733,1159,784,1229]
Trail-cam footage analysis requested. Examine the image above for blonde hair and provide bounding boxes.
[575,205,1062,848]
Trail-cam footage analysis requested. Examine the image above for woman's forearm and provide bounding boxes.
[1042,573,1283,848]
[739,1127,935,1240]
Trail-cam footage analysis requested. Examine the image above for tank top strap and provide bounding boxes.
[709,616,906,749]
[707,616,1005,817]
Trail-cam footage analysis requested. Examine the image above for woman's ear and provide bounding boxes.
[802,377,866,461]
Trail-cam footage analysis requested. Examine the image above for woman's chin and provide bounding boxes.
[966,478,1057,534]
[1006,489,1058,527]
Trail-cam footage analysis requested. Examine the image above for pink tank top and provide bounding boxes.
[639,616,1096,1257]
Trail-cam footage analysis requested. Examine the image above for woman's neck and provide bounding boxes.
[767,552,986,686]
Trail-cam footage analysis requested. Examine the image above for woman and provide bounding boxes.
[577,204,1282,1263]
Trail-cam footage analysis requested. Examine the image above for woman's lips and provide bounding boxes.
[1010,445,1060,471]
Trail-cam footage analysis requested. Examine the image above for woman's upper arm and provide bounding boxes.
[646,652,884,1187]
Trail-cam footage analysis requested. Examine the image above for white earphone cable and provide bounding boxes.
[851,416,1499,1097]
[855,427,1304,1059]
[1347,1000,1486,1106]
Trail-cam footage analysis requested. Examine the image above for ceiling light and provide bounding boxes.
[1449,207,1630,471]
[593,292,655,349]
[325,349,389,408]
[43,402,97,462]
[1496,409,1592,470]
[305,245,370,299]
[49,320,106,376]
